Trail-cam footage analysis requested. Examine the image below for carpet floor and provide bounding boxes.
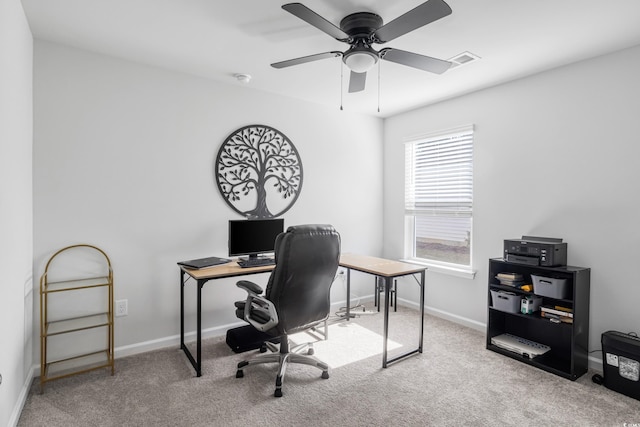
[18,304,640,426]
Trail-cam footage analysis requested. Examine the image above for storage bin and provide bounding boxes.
[531,275,569,299]
[490,290,521,313]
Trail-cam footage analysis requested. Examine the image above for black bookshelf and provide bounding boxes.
[486,258,590,380]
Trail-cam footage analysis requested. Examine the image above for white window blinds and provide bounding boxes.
[405,125,474,217]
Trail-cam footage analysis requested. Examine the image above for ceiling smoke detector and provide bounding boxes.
[234,73,252,83]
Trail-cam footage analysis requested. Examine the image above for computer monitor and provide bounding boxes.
[228,218,284,259]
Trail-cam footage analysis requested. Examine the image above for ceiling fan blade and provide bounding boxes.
[282,3,349,41]
[374,0,452,43]
[271,51,342,69]
[380,48,452,74]
[348,71,367,93]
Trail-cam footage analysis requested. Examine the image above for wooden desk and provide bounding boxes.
[180,254,426,376]
[339,254,426,367]
[180,260,275,377]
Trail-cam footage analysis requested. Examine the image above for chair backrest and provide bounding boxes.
[265,224,340,335]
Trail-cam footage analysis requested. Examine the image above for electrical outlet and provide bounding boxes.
[115,299,128,317]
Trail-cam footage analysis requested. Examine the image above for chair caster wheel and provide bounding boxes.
[236,370,244,378]
[321,371,329,379]
[307,348,314,355]
[274,389,283,397]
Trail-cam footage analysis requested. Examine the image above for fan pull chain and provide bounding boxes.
[377,60,381,113]
[340,60,344,111]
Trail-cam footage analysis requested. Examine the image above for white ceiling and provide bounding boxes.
[21,0,640,117]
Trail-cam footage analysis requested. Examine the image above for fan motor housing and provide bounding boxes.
[340,12,383,39]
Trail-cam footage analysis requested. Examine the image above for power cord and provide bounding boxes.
[331,269,363,319]
[334,303,367,319]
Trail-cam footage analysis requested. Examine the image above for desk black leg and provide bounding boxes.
[179,270,203,377]
[383,271,426,367]
[382,276,392,368]
[195,279,204,377]
[419,270,425,353]
[180,270,185,351]
[347,269,352,320]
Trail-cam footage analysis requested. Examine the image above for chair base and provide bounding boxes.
[236,340,329,397]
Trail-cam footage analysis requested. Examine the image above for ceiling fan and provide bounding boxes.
[271,0,454,93]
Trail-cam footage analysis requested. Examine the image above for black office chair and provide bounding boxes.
[234,224,341,397]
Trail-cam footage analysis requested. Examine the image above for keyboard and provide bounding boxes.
[237,257,276,268]
[491,333,550,358]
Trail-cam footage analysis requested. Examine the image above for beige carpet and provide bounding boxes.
[18,304,640,426]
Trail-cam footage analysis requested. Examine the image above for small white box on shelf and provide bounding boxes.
[521,295,543,314]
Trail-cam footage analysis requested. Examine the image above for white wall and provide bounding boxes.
[0,0,34,425]
[33,41,383,357]
[30,24,640,403]
[384,44,640,351]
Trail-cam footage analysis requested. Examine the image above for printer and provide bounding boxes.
[504,236,567,267]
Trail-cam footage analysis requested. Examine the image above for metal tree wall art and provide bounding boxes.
[215,125,303,219]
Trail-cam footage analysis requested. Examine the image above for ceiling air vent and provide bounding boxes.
[448,51,480,69]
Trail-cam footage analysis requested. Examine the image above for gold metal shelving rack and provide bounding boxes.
[39,244,115,392]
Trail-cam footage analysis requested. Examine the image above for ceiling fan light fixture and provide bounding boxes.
[343,48,378,73]
[274,1,456,98]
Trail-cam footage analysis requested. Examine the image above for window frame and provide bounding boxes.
[403,125,475,278]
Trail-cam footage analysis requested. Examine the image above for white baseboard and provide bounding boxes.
[588,355,603,374]
[114,320,245,359]
[397,297,485,332]
[30,300,353,379]
[9,365,36,427]
[113,300,353,359]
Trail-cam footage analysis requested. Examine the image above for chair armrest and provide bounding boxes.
[236,280,278,332]
[244,294,279,332]
[236,280,263,295]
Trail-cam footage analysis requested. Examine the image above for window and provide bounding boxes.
[404,125,474,271]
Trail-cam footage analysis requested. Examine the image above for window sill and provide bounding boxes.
[400,258,476,279]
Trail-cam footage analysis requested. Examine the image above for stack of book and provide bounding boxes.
[540,305,573,324]
[495,272,524,288]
